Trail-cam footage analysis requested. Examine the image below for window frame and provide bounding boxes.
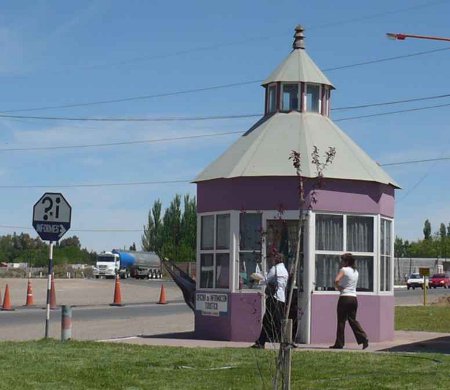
[266,84,278,114]
[197,212,231,291]
[238,212,263,290]
[281,83,300,112]
[313,212,377,294]
[379,217,394,293]
[306,83,321,113]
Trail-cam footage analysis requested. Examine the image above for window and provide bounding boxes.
[316,214,343,251]
[267,85,277,113]
[347,216,373,252]
[380,219,392,291]
[315,213,374,292]
[306,84,320,112]
[199,214,230,289]
[239,213,262,288]
[282,84,299,111]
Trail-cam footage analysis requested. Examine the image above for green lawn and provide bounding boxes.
[0,340,449,389]
[396,305,450,332]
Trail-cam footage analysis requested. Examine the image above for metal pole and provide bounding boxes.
[45,241,54,338]
[61,305,72,341]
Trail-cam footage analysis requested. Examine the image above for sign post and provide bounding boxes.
[32,193,71,338]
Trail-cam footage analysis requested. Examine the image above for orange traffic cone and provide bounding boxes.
[157,284,167,304]
[2,284,14,311]
[25,279,34,306]
[50,274,57,310]
[110,274,124,306]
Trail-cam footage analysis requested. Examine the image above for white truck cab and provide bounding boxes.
[93,252,119,279]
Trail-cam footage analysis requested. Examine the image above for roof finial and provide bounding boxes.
[293,25,305,50]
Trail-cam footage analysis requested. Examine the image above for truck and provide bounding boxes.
[93,250,162,279]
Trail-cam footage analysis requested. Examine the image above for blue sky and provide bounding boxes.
[0,0,449,252]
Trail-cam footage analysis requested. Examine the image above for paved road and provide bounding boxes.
[0,279,448,342]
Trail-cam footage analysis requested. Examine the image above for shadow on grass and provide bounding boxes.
[380,336,450,355]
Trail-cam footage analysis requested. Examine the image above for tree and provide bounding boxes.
[59,236,81,248]
[161,195,182,260]
[129,242,136,251]
[439,223,447,239]
[179,195,197,261]
[141,199,163,255]
[423,219,432,240]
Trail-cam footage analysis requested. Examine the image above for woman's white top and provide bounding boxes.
[338,266,358,297]
[265,263,289,302]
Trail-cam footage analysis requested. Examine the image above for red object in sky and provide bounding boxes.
[386,32,450,42]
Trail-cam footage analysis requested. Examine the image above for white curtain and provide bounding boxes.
[315,215,343,251]
[347,216,373,252]
[356,256,373,291]
[315,254,340,291]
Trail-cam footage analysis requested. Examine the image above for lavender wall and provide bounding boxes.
[195,292,262,341]
[310,294,395,344]
[197,177,395,217]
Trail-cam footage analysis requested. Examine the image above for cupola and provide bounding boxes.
[263,25,334,116]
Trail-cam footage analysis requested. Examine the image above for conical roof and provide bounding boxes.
[194,112,399,187]
[262,48,334,88]
[262,25,334,88]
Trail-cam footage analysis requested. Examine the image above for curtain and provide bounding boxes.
[316,215,343,251]
[347,216,373,252]
[356,256,373,291]
[315,254,340,291]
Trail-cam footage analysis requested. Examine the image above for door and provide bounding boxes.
[266,219,304,340]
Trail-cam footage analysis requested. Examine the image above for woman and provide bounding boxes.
[251,253,289,349]
[330,253,369,350]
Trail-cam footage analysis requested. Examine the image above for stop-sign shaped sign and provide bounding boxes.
[33,193,72,241]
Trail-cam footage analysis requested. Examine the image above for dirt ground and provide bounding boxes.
[0,277,183,307]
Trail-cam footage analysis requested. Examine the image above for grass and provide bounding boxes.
[0,340,449,389]
[396,305,450,332]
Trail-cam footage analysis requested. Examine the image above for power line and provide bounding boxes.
[0,156,447,189]
[380,157,450,166]
[6,1,443,78]
[1,46,449,114]
[0,131,243,152]
[0,80,261,113]
[0,179,189,189]
[334,102,450,122]
[1,101,449,153]
[0,93,449,122]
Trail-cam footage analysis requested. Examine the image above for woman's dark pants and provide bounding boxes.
[334,296,368,347]
[256,297,285,346]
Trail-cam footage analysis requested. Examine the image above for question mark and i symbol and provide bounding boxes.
[42,196,60,221]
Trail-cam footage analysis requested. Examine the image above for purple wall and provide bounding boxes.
[197,177,395,217]
[310,294,395,344]
[195,292,263,342]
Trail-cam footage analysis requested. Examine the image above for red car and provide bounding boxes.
[429,273,450,288]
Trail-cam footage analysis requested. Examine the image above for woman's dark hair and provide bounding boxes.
[341,253,356,269]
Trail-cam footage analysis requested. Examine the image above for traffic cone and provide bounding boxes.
[50,274,57,310]
[110,274,124,306]
[2,284,14,311]
[157,284,167,304]
[25,279,34,306]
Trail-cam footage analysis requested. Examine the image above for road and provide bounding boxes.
[0,279,448,342]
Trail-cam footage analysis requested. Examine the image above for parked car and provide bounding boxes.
[429,273,450,289]
[406,273,425,290]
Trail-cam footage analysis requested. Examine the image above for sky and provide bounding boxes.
[0,0,449,253]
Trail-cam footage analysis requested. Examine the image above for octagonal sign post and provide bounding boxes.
[32,192,71,338]
[33,193,71,242]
